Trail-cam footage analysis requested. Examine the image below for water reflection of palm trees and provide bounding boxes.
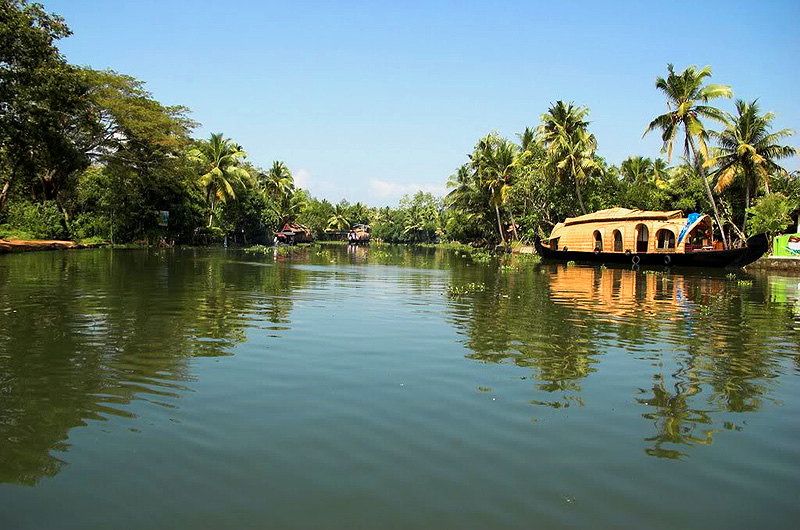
[0,250,307,485]
[450,262,799,460]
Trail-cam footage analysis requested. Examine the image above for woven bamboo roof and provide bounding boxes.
[563,208,683,226]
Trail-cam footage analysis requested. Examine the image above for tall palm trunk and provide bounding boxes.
[743,179,750,237]
[575,177,587,215]
[507,206,519,241]
[207,190,215,228]
[494,204,506,245]
[688,137,727,249]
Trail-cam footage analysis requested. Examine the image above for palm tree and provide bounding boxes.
[537,101,600,215]
[620,156,654,184]
[188,133,251,227]
[652,158,671,188]
[348,202,370,225]
[262,161,294,201]
[272,190,307,226]
[706,99,796,234]
[517,126,536,152]
[445,164,474,208]
[327,204,350,231]
[445,163,490,239]
[471,134,527,243]
[644,64,732,246]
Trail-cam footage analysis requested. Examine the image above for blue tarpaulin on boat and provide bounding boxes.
[678,213,702,244]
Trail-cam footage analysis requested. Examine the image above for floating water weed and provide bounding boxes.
[243,245,270,255]
[448,282,487,296]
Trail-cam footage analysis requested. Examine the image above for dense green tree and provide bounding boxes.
[297,196,334,237]
[620,156,654,184]
[746,193,794,251]
[0,0,89,212]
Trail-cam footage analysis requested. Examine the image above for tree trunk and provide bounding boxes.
[207,191,215,228]
[743,180,750,238]
[0,180,9,211]
[575,178,587,215]
[494,204,506,245]
[507,207,519,242]
[688,137,727,249]
[55,192,70,234]
[699,170,728,249]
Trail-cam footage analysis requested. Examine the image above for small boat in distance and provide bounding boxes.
[348,224,371,245]
[534,208,767,269]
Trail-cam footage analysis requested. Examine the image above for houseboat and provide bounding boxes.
[273,222,314,245]
[348,224,371,245]
[534,208,767,268]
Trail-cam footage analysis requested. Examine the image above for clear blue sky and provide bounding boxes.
[45,0,799,205]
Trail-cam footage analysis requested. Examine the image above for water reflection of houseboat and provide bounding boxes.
[535,208,767,268]
[545,265,724,321]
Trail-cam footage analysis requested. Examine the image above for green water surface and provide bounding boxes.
[1,246,798,529]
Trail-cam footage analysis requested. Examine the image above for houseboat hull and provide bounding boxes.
[535,233,767,269]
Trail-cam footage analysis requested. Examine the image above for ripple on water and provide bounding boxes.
[0,251,799,529]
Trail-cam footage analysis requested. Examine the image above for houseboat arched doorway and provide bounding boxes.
[613,230,623,252]
[635,224,649,253]
[656,229,676,251]
[593,230,603,252]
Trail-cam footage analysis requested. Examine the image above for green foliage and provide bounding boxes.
[3,200,67,239]
[188,133,251,227]
[371,192,442,243]
[644,63,732,244]
[746,193,794,247]
[297,196,334,237]
[0,4,794,258]
[0,0,90,209]
[538,101,601,215]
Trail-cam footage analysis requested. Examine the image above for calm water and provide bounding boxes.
[1,246,799,529]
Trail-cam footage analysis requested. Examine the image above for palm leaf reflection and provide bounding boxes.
[452,260,798,459]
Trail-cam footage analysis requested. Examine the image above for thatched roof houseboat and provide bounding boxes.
[535,208,767,268]
[274,222,314,245]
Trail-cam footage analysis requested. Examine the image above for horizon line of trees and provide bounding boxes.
[2,1,797,249]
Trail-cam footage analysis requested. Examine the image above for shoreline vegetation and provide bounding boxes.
[1,1,798,261]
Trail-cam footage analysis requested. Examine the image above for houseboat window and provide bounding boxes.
[613,230,623,252]
[656,229,676,250]
[593,230,603,252]
[550,237,559,251]
[636,224,649,253]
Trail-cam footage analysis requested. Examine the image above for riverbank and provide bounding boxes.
[745,256,800,273]
[0,238,118,253]
[0,239,84,253]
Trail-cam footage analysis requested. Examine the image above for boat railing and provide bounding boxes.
[685,241,721,252]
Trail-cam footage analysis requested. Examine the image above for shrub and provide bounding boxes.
[4,201,67,239]
[746,193,795,253]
